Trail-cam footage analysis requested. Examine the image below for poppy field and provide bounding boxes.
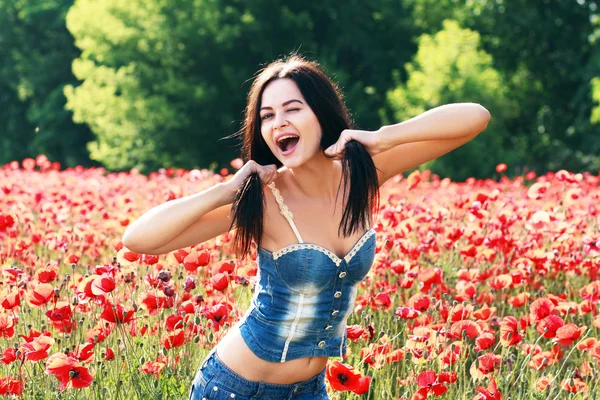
[1,155,599,399]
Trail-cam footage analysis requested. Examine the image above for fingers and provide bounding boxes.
[258,164,279,184]
[325,130,352,158]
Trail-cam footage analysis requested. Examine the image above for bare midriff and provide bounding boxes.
[215,322,329,384]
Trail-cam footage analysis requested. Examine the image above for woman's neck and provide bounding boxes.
[284,153,341,201]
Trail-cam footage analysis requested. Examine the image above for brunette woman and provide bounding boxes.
[123,54,490,399]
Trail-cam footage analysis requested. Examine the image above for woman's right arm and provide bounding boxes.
[121,160,279,255]
[122,183,234,255]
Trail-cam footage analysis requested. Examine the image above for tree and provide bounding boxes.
[65,0,417,173]
[0,0,95,167]
[408,0,600,174]
[386,20,519,180]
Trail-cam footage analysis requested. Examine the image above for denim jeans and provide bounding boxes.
[188,348,330,399]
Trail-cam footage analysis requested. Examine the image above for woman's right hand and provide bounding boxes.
[224,160,279,195]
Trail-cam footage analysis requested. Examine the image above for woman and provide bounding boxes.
[122,54,490,399]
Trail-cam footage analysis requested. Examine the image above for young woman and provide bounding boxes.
[122,54,490,399]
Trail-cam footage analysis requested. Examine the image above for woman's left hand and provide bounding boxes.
[324,128,386,159]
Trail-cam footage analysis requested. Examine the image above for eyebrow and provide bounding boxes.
[260,99,304,112]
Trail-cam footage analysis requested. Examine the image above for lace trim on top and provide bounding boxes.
[267,182,304,243]
[267,182,294,221]
[272,228,376,267]
[274,243,342,266]
[266,181,376,266]
[343,228,376,263]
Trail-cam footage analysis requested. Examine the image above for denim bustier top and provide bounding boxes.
[237,182,377,363]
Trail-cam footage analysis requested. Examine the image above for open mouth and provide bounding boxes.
[276,134,300,155]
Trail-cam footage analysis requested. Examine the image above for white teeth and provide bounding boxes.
[276,135,299,144]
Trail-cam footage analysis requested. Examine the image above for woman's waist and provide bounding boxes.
[215,323,328,384]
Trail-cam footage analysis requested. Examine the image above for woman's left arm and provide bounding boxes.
[325,103,491,186]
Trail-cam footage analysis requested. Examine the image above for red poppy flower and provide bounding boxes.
[182,249,211,273]
[407,294,430,312]
[417,268,443,292]
[204,303,232,331]
[140,359,166,376]
[0,348,18,365]
[475,332,496,352]
[439,342,464,366]
[371,292,392,311]
[471,353,502,379]
[1,289,20,311]
[530,298,555,323]
[165,314,184,331]
[473,304,496,321]
[85,324,113,344]
[396,307,421,320]
[488,274,512,291]
[35,267,58,283]
[499,316,522,347]
[100,302,135,324]
[529,350,558,370]
[448,304,472,322]
[19,328,52,343]
[476,377,503,400]
[20,335,55,362]
[27,283,55,307]
[535,375,552,391]
[536,315,564,339]
[450,320,481,339]
[560,377,587,393]
[416,370,448,397]
[0,313,15,339]
[138,292,174,316]
[326,361,371,395]
[346,325,367,341]
[104,347,115,361]
[122,251,140,262]
[45,352,94,390]
[210,272,230,291]
[161,328,185,349]
[0,376,24,396]
[553,324,586,346]
[69,342,95,364]
[45,303,72,322]
[91,273,116,295]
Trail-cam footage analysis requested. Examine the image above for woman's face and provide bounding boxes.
[259,78,322,168]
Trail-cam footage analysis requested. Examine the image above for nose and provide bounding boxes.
[273,113,288,130]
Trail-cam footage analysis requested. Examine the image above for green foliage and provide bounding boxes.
[386,20,519,180]
[410,0,600,175]
[592,77,600,124]
[64,0,417,173]
[0,0,96,167]
[2,0,600,177]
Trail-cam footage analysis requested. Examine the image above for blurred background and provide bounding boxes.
[1,0,599,181]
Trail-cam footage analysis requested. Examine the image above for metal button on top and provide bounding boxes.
[318,340,326,348]
[325,325,333,330]
[213,387,218,391]
[339,271,347,278]
[230,394,236,398]
[331,310,339,316]
[334,291,342,298]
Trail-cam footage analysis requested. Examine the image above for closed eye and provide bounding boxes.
[260,108,300,121]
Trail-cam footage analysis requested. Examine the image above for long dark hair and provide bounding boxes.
[229,54,380,258]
